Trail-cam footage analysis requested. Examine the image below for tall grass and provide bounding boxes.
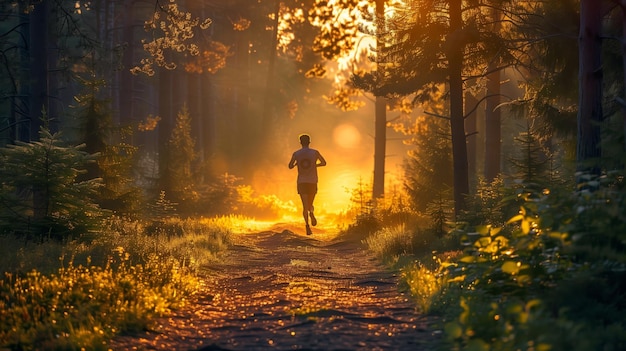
[364,224,413,262]
[362,219,462,315]
[0,216,232,350]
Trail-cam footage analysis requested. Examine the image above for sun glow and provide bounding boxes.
[333,123,362,149]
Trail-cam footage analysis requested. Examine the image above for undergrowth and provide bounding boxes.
[0,216,233,350]
[362,172,626,350]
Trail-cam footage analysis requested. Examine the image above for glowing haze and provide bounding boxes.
[234,2,412,223]
[247,100,410,223]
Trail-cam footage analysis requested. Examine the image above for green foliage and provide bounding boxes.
[73,83,144,216]
[600,112,626,171]
[152,170,297,220]
[147,190,178,219]
[96,131,143,216]
[425,190,454,237]
[441,173,626,351]
[194,173,241,217]
[166,105,198,213]
[507,119,570,195]
[401,262,448,314]
[460,176,513,228]
[336,179,379,240]
[403,117,454,212]
[93,216,232,269]
[157,107,284,219]
[509,121,549,185]
[97,142,144,215]
[362,217,461,315]
[341,180,426,242]
[0,123,106,239]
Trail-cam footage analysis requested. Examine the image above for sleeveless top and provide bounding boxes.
[292,147,320,184]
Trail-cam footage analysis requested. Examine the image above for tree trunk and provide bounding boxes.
[484,6,502,182]
[119,1,135,128]
[484,68,501,181]
[373,96,387,200]
[619,2,626,152]
[158,67,173,193]
[29,1,50,220]
[372,0,387,201]
[29,1,49,141]
[201,75,216,167]
[465,89,478,190]
[449,0,469,217]
[576,0,604,174]
[189,74,203,165]
[260,0,280,144]
[16,4,30,142]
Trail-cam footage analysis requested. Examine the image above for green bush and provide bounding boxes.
[0,124,106,240]
[401,262,449,314]
[441,173,626,351]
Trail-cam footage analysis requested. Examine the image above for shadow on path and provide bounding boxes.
[111,224,441,350]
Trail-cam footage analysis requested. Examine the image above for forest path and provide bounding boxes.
[110,223,441,350]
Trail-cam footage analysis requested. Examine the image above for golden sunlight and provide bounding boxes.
[332,123,362,149]
[317,167,361,215]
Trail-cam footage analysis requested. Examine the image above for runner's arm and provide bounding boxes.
[316,151,327,167]
[288,153,297,169]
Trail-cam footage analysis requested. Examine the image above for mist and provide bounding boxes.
[240,93,412,220]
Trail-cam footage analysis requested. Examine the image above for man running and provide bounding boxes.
[288,134,327,235]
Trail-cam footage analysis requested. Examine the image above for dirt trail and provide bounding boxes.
[111,223,441,351]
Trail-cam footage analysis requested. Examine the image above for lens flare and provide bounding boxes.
[332,123,361,149]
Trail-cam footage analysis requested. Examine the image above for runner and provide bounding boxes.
[288,134,326,235]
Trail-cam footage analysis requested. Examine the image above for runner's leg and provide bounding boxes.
[300,194,310,226]
[309,193,317,226]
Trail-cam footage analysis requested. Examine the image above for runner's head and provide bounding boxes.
[299,134,311,146]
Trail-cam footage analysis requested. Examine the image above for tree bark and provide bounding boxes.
[576,0,604,174]
[465,89,478,189]
[484,67,501,181]
[373,96,387,200]
[29,1,50,220]
[119,1,135,128]
[16,4,30,142]
[201,75,216,167]
[28,1,49,141]
[260,0,280,140]
[158,67,173,193]
[372,0,387,201]
[448,0,469,217]
[484,6,502,182]
[619,1,626,152]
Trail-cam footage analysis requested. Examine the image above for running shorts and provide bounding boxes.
[297,183,317,195]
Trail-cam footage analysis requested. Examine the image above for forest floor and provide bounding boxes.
[110,222,442,351]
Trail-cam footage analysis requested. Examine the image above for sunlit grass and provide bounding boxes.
[401,263,447,314]
[362,220,462,316]
[0,250,199,350]
[364,224,412,262]
[208,214,276,233]
[0,216,233,350]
